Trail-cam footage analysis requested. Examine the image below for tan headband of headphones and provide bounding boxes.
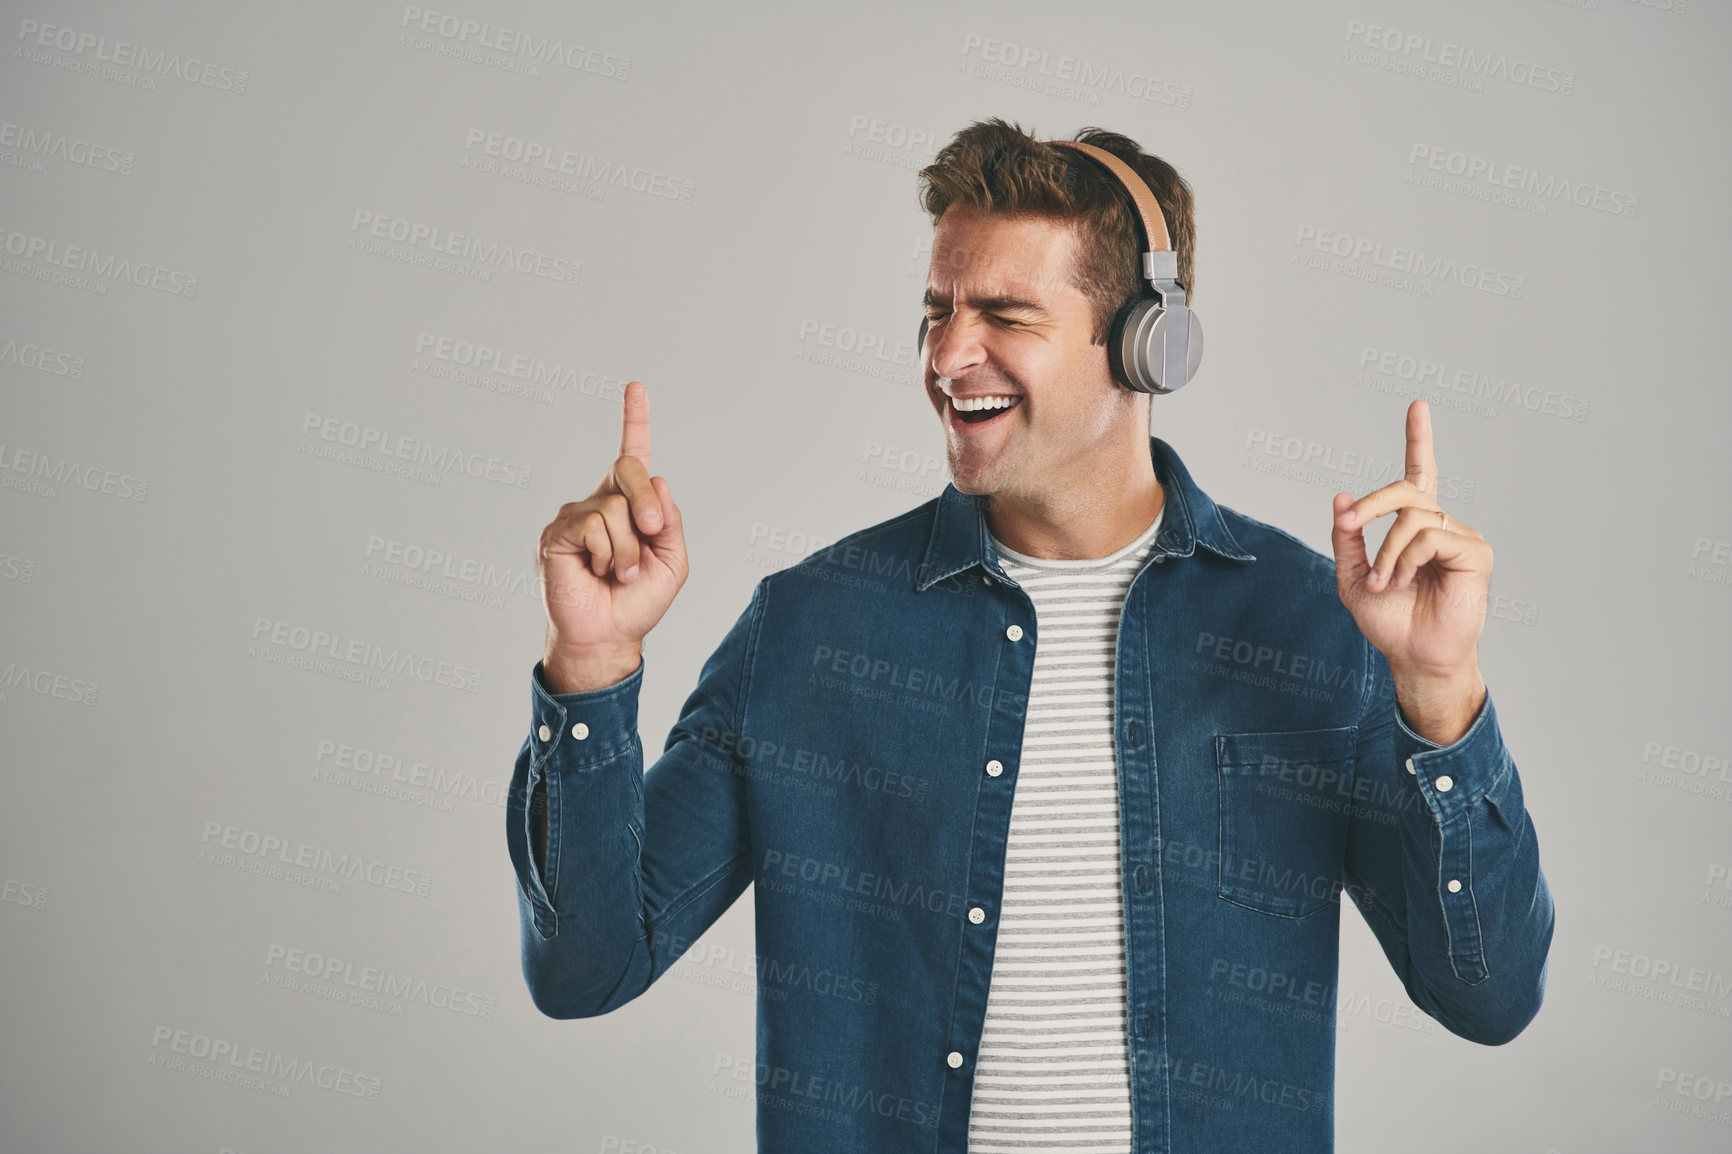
[1046,139,1173,256]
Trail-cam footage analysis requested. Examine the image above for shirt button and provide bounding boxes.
[968,906,986,924]
[982,574,994,586]
[1153,555,1166,564]
[1435,774,1455,793]
[947,1051,964,1069]
[537,724,551,742]
[1447,878,1463,893]
[1005,624,1023,642]
[571,722,589,740]
[985,759,1003,777]
[1405,758,1416,775]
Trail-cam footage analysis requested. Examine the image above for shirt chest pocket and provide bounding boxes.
[1214,725,1359,919]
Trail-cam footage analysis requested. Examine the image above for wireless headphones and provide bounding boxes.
[918,138,1203,395]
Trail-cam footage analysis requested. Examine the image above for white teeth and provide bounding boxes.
[951,395,1020,413]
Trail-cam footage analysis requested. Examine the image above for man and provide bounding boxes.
[505,118,1553,1153]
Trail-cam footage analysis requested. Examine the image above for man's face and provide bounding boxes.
[922,205,1139,501]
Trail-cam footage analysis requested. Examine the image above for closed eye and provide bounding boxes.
[924,312,1022,327]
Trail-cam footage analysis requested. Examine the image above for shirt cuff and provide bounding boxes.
[529,657,643,774]
[1392,685,1508,822]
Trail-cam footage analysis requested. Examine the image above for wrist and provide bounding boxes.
[542,640,643,694]
[1390,665,1485,746]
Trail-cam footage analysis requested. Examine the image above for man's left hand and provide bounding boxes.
[1330,400,1489,745]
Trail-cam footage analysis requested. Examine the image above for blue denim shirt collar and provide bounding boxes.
[915,433,1258,591]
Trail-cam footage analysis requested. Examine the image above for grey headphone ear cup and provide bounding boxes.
[1113,296,1204,394]
[1105,297,1145,392]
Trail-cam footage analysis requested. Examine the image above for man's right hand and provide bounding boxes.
[536,380,687,693]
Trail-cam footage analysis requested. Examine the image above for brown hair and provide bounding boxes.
[916,117,1197,345]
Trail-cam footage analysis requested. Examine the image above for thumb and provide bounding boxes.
[647,475,682,547]
[1330,492,1370,585]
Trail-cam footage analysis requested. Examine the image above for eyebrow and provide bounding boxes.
[922,288,1050,316]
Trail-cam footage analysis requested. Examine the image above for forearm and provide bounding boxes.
[533,644,643,867]
[1349,678,1555,1045]
[506,659,653,1019]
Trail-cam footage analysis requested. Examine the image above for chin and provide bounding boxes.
[946,463,1001,497]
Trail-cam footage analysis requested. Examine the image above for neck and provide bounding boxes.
[984,436,1165,561]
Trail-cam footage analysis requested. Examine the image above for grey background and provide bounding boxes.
[1,1,1728,1151]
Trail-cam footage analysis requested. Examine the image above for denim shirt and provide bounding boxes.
[504,434,1554,1153]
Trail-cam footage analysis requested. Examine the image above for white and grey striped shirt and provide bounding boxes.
[966,505,1165,1154]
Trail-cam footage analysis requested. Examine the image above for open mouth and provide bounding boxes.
[949,394,1023,426]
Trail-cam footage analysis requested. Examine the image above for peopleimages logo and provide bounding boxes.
[712,1054,939,1129]
[1406,143,1638,219]
[199,820,435,898]
[1293,225,1525,300]
[314,737,518,809]
[348,210,580,286]
[959,33,1193,108]
[248,616,484,694]
[0,660,99,706]
[0,334,85,378]
[0,442,149,501]
[298,413,533,489]
[15,18,250,92]
[461,129,694,202]
[0,119,135,174]
[264,943,497,1019]
[0,226,198,296]
[1357,346,1590,423]
[148,1025,380,1100]
[1341,19,1574,95]
[397,6,631,79]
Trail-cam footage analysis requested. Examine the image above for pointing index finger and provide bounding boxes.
[620,379,651,468]
[1405,399,1438,500]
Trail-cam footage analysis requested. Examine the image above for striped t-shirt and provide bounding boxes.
[965,504,1165,1154]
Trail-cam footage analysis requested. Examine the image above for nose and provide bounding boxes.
[926,313,988,383]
